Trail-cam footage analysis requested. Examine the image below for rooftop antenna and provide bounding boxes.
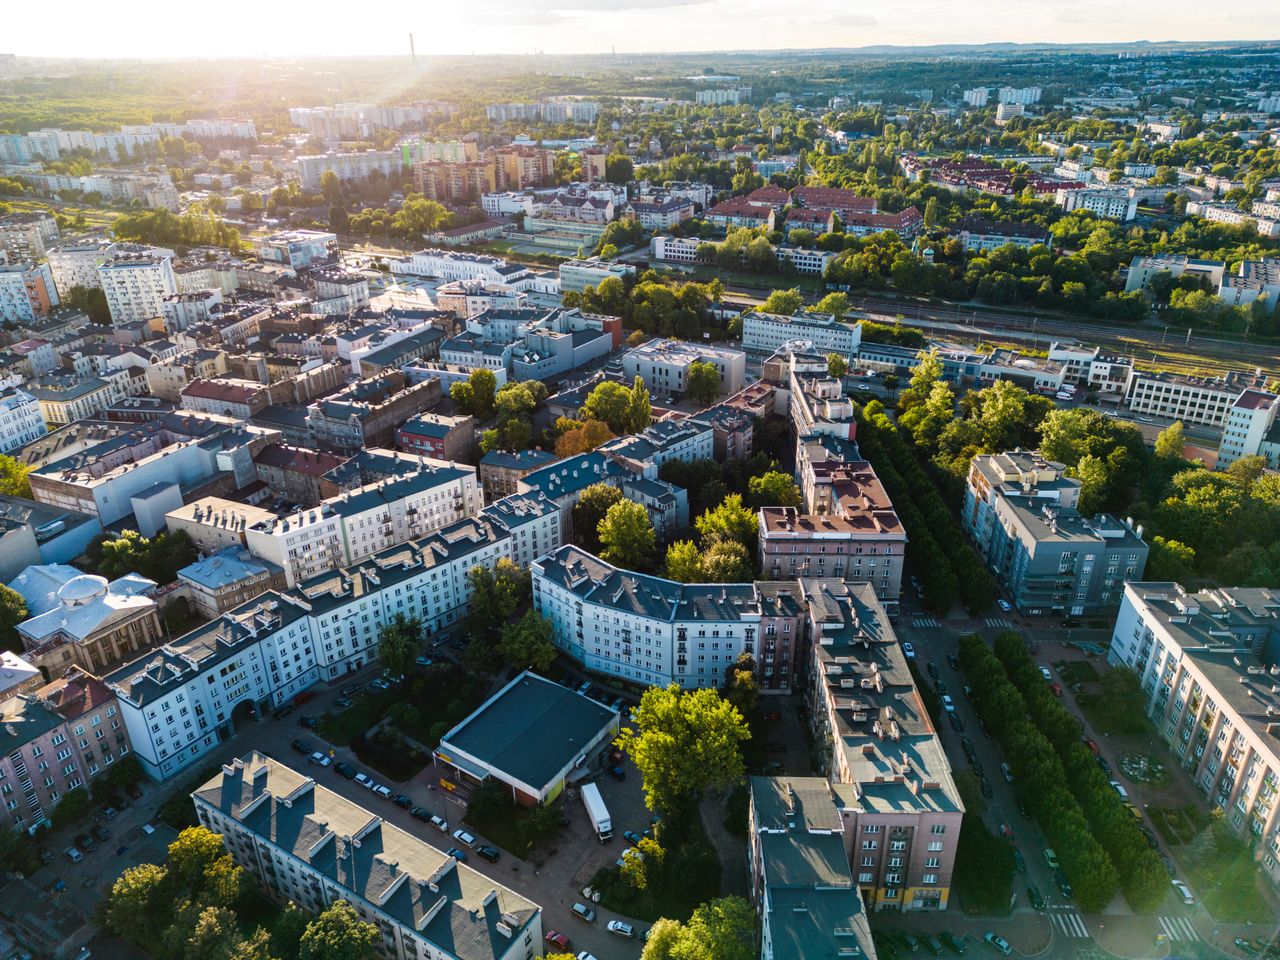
[409,33,416,64]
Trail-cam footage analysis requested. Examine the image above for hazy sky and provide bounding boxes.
[7,0,1278,58]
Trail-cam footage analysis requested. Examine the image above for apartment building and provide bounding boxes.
[963,450,1148,616]
[1187,202,1280,240]
[98,255,177,324]
[558,257,637,294]
[802,578,962,910]
[296,150,401,190]
[110,496,561,779]
[1056,186,1138,221]
[648,235,834,276]
[1107,583,1280,885]
[1216,389,1280,469]
[695,86,752,105]
[395,413,474,462]
[0,212,58,261]
[1124,254,1227,294]
[1047,341,1134,395]
[785,351,858,445]
[305,373,442,453]
[177,547,288,619]
[0,261,58,322]
[841,207,925,239]
[28,373,129,426]
[705,198,772,230]
[1124,369,1267,428]
[533,545,802,691]
[955,217,1050,252]
[478,449,559,503]
[0,673,131,834]
[1219,259,1280,315]
[622,337,746,399]
[0,388,47,454]
[742,310,863,357]
[624,197,695,230]
[413,159,496,203]
[193,753,542,960]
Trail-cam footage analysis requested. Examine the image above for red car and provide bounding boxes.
[763,712,782,722]
[999,823,1014,842]
[1083,738,1100,755]
[1050,682,1064,697]
[545,931,570,951]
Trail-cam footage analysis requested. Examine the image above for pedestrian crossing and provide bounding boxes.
[984,618,1014,629]
[1049,908,1090,938]
[913,617,942,628]
[1157,917,1200,941]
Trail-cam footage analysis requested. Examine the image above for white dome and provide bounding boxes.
[58,574,110,607]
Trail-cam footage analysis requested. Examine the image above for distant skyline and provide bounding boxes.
[6,1,1280,60]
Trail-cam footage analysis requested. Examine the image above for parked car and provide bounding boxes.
[1055,868,1073,900]
[416,656,434,667]
[902,642,916,659]
[452,829,477,848]
[1001,762,1014,783]
[1172,879,1195,905]
[941,695,955,713]
[927,662,939,680]
[571,902,596,923]
[75,833,96,852]
[624,831,643,847]
[1039,666,1052,682]
[391,794,412,809]
[999,823,1013,842]
[355,773,374,789]
[1050,682,1064,696]
[410,806,431,822]
[127,783,144,800]
[1013,850,1025,873]
[983,933,1012,957]
[332,697,353,710]
[297,715,319,729]
[1082,738,1100,755]
[607,921,634,938]
[335,762,357,779]
[38,847,54,865]
[340,683,361,696]
[947,654,960,670]
[545,931,571,951]
[476,845,500,863]
[763,711,782,722]
[939,931,967,955]
[308,752,331,767]
[1044,848,1061,869]
[64,846,84,863]
[291,739,311,754]
[98,805,118,821]
[1096,755,1113,776]
[980,777,993,799]
[430,814,449,833]
[961,738,976,760]
[445,847,467,862]
[922,937,943,957]
[949,713,964,732]
[91,825,111,843]
[1109,780,1129,800]
[997,599,1012,612]
[900,934,921,952]
[372,784,392,800]
[272,704,294,720]
[369,678,390,691]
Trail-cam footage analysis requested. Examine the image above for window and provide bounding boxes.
[923,873,938,885]
[930,824,946,835]
[861,840,878,850]
[927,841,944,852]
[858,872,874,883]
[864,824,881,834]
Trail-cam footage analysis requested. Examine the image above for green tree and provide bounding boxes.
[748,469,801,508]
[51,786,91,828]
[0,455,32,499]
[695,494,756,548]
[1154,421,1185,460]
[272,902,312,960]
[465,559,530,639]
[621,836,666,890]
[299,901,378,960]
[227,928,277,960]
[664,540,704,582]
[760,287,803,315]
[616,685,749,816]
[684,360,721,405]
[1072,454,1109,516]
[449,368,497,419]
[897,348,943,413]
[640,896,755,960]
[376,613,420,676]
[168,825,235,893]
[328,204,349,233]
[598,500,656,571]
[580,380,636,432]
[605,154,635,184]
[723,652,759,716]
[826,352,849,379]
[810,291,850,316]
[701,536,754,582]
[923,196,939,229]
[61,284,111,323]
[104,862,170,943]
[1147,536,1196,581]
[572,483,623,553]
[0,583,28,653]
[499,610,557,672]
[185,905,241,960]
[319,170,342,203]
[627,376,653,433]
[392,196,449,239]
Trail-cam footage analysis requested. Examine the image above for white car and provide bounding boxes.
[372,784,392,799]
[1171,879,1195,905]
[1039,666,1052,682]
[1109,780,1129,800]
[902,642,916,659]
[942,695,955,713]
[452,828,477,848]
[355,773,374,789]
[606,920,634,938]
[308,752,331,767]
[997,599,1012,612]
[430,814,449,833]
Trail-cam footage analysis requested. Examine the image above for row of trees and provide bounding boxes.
[85,529,199,585]
[562,273,730,342]
[114,208,244,253]
[856,402,994,615]
[105,826,380,960]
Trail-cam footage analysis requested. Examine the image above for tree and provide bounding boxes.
[627,376,653,433]
[580,380,635,433]
[228,929,276,960]
[616,685,749,816]
[810,291,850,316]
[168,825,235,893]
[61,284,111,324]
[621,836,666,890]
[640,896,755,960]
[572,483,623,553]
[0,583,28,653]
[684,360,721,405]
[701,537,754,582]
[1072,454,1109,516]
[598,500,656,571]
[1154,421,1185,460]
[393,196,449,238]
[376,614,420,676]
[664,540,704,582]
[298,901,378,960]
[499,611,557,672]
[554,419,614,457]
[760,287,803,315]
[465,559,530,639]
[450,368,497,419]
[748,470,801,508]
[319,170,342,203]
[328,204,349,234]
[272,903,312,960]
[51,786,91,828]
[0,455,32,499]
[695,494,756,548]
[826,352,849,380]
[923,196,939,229]
[897,348,944,413]
[605,154,635,184]
[1147,536,1196,582]
[723,653,758,716]
[105,862,169,943]
[185,905,241,960]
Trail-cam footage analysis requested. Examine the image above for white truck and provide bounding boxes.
[581,782,613,842]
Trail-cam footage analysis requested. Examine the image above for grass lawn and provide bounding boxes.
[1055,661,1100,685]
[316,689,401,746]
[1076,691,1151,736]
[596,812,720,923]
[464,803,564,864]
[1182,817,1276,921]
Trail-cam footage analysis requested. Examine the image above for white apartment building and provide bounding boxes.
[244,460,482,586]
[695,87,752,106]
[1216,389,1280,469]
[1219,259,1280,315]
[994,103,1024,124]
[998,86,1041,105]
[1056,187,1138,221]
[742,309,862,358]
[389,249,532,286]
[533,545,764,689]
[98,255,177,324]
[1187,201,1280,240]
[1046,341,1133,395]
[1124,254,1226,293]
[622,337,746,399]
[480,192,538,217]
[46,238,116,292]
[0,388,47,453]
[194,754,542,960]
[110,495,559,780]
[1107,583,1280,886]
[0,261,58,322]
[559,257,636,294]
[962,87,990,107]
[648,235,834,276]
[0,212,58,261]
[297,150,402,191]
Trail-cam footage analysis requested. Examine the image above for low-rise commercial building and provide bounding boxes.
[194,753,542,960]
[742,310,862,357]
[622,337,746,399]
[1125,369,1268,428]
